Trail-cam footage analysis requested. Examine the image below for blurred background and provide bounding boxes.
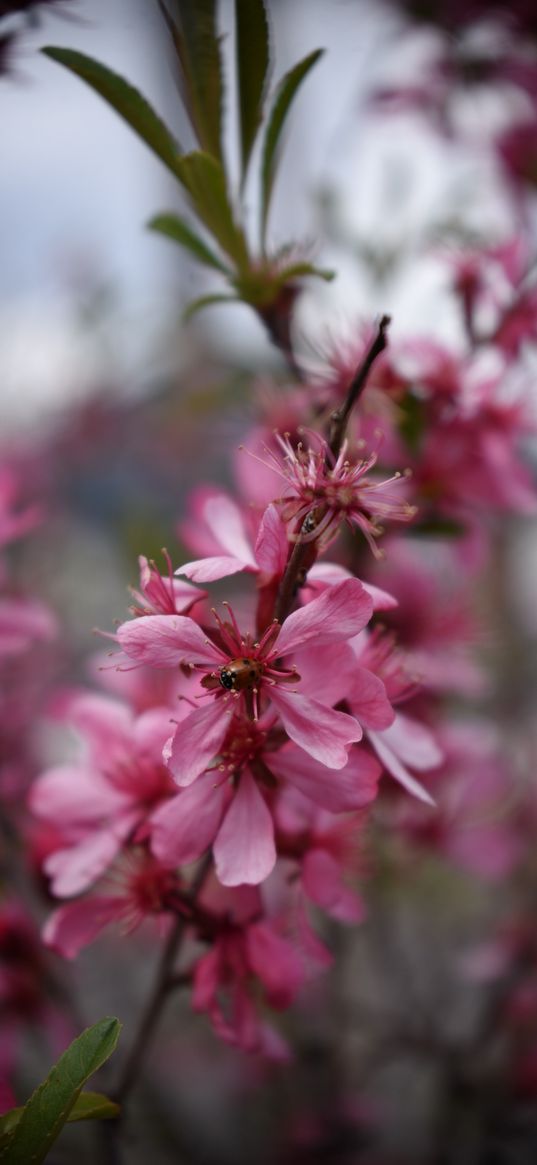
[3,1,537,1162]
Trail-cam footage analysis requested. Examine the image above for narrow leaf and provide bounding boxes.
[148,212,231,272]
[276,261,335,283]
[261,49,324,243]
[0,1017,121,1164]
[235,0,271,179]
[158,1,223,161]
[65,1091,120,1122]
[42,48,183,180]
[184,293,240,321]
[0,1092,119,1145]
[177,151,249,266]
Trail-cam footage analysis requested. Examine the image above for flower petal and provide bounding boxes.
[117,614,222,668]
[214,771,276,886]
[276,579,373,657]
[292,642,361,706]
[254,505,288,576]
[369,730,436,805]
[269,687,362,769]
[302,849,366,923]
[348,667,395,730]
[151,774,228,866]
[164,699,230,787]
[271,744,379,811]
[29,765,130,826]
[44,813,138,897]
[176,556,251,582]
[380,712,443,771]
[246,921,305,1008]
[202,494,257,564]
[43,897,124,959]
[307,564,397,610]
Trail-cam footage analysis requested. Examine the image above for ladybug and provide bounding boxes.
[219,658,263,692]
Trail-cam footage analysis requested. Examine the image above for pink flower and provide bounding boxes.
[192,887,306,1057]
[30,693,176,896]
[392,723,522,879]
[349,628,442,804]
[176,488,398,611]
[43,853,181,958]
[275,786,370,924]
[151,723,380,887]
[117,578,372,775]
[257,431,416,556]
[176,492,288,583]
[0,597,57,659]
[129,552,205,616]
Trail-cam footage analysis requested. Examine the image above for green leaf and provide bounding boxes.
[176,151,249,266]
[158,1,223,161]
[0,1017,121,1164]
[184,293,240,322]
[0,1092,119,1145]
[260,48,324,243]
[275,261,335,284]
[148,212,232,273]
[42,48,183,181]
[235,0,271,180]
[65,1091,120,1123]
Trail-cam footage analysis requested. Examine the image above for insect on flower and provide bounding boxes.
[218,658,264,692]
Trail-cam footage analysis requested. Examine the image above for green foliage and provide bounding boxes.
[183,293,240,321]
[42,48,183,180]
[175,152,249,267]
[148,212,232,273]
[260,49,324,243]
[158,0,224,162]
[235,0,271,180]
[0,1017,121,1164]
[43,3,330,329]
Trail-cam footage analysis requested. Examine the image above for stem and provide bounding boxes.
[114,853,212,1105]
[274,520,319,624]
[328,314,391,459]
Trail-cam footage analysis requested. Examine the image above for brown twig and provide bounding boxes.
[113,853,212,1106]
[328,314,391,459]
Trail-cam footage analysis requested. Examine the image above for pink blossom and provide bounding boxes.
[257,431,416,556]
[30,693,176,896]
[177,487,398,613]
[151,722,380,887]
[176,491,288,583]
[0,597,57,659]
[275,786,370,924]
[192,888,306,1057]
[350,629,442,804]
[117,578,372,775]
[392,723,522,879]
[43,853,181,958]
[129,552,205,616]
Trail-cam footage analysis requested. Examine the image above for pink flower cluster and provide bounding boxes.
[20,375,469,1056]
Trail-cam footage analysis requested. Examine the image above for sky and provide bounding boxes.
[0,0,516,429]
